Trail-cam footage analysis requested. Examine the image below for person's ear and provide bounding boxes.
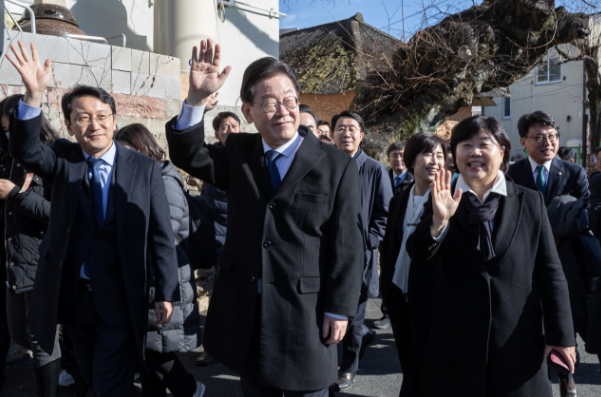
[519,138,527,149]
[241,103,253,123]
[65,119,74,137]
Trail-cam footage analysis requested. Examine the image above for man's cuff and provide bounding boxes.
[175,100,206,130]
[325,312,348,320]
[7,185,20,199]
[16,100,43,121]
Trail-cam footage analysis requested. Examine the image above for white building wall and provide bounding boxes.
[484,45,586,160]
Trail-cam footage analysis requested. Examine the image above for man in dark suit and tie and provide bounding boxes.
[388,142,414,196]
[5,41,179,397]
[166,39,364,397]
[507,110,589,396]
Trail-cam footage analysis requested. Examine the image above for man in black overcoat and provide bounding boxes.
[387,142,413,196]
[330,111,392,390]
[165,40,364,396]
[507,111,590,339]
[5,41,179,396]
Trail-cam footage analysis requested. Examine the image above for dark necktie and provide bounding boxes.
[535,165,547,197]
[265,150,282,190]
[394,175,401,188]
[87,157,105,228]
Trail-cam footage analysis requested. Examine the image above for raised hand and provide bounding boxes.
[204,92,220,113]
[5,41,52,108]
[431,170,462,237]
[187,39,232,107]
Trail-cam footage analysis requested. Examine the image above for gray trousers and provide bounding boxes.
[6,289,60,367]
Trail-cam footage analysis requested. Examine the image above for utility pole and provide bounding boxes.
[401,0,405,41]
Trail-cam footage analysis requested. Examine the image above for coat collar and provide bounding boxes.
[353,148,368,170]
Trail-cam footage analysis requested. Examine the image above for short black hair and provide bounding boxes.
[404,133,446,174]
[62,85,116,121]
[1,94,24,118]
[212,111,241,132]
[387,142,406,156]
[299,104,318,126]
[331,111,365,133]
[517,111,557,138]
[596,147,601,157]
[317,120,330,128]
[557,147,575,162]
[450,116,512,172]
[240,57,300,105]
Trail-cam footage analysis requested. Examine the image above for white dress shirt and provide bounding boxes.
[175,101,345,320]
[528,156,552,186]
[455,170,508,204]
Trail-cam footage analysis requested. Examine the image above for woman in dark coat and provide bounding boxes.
[380,133,446,397]
[408,116,575,397]
[115,124,204,397]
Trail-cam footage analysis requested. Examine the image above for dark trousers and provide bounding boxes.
[339,300,369,374]
[139,351,197,397]
[0,286,9,392]
[7,290,61,367]
[67,290,137,397]
[386,286,419,397]
[240,376,333,397]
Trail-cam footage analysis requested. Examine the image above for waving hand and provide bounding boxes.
[431,170,462,237]
[187,39,232,107]
[5,41,52,108]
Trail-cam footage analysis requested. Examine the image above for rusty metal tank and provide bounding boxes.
[14,4,85,36]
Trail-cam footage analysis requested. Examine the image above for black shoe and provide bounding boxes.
[195,351,216,367]
[359,330,377,361]
[559,375,577,397]
[372,316,391,330]
[330,372,356,391]
[34,358,61,397]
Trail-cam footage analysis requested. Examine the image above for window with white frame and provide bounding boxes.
[503,97,511,119]
[537,57,561,84]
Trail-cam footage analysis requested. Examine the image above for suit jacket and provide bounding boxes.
[166,121,364,391]
[407,177,574,397]
[9,112,179,356]
[508,157,590,339]
[389,169,414,196]
[355,149,392,300]
[507,157,589,207]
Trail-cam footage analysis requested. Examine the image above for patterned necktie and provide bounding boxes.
[394,175,401,188]
[265,150,282,190]
[535,165,547,197]
[87,157,105,227]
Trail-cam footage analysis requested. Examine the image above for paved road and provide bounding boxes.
[4,298,601,396]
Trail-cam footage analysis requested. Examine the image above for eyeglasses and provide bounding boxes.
[317,129,329,135]
[388,153,404,159]
[261,97,299,113]
[75,113,115,127]
[524,133,560,143]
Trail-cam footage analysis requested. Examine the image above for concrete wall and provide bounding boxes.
[0,31,182,146]
[483,45,587,160]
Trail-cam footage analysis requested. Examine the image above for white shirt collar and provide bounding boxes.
[394,169,408,178]
[455,170,507,203]
[528,156,552,173]
[82,140,116,166]
[261,132,300,158]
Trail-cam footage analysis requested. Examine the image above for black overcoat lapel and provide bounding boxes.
[394,187,412,247]
[67,145,88,229]
[248,135,274,197]
[487,179,523,269]
[546,158,566,205]
[274,132,325,199]
[519,159,537,191]
[114,143,137,239]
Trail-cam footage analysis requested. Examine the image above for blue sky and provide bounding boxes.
[279,0,591,40]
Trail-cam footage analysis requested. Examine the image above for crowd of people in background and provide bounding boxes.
[0,36,600,397]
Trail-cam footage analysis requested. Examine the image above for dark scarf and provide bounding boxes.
[461,192,501,261]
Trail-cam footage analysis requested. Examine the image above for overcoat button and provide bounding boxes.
[16,163,20,167]
[269,203,276,209]
[250,276,256,282]
[263,240,272,248]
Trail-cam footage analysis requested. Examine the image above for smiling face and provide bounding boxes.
[241,74,299,148]
[520,125,559,165]
[65,96,116,158]
[332,116,364,156]
[412,144,445,187]
[299,112,318,137]
[456,129,505,190]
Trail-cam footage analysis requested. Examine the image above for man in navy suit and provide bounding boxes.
[507,110,589,397]
[5,41,179,397]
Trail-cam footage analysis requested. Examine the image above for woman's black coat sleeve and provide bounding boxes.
[8,183,52,224]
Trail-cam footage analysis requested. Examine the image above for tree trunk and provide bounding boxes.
[584,57,601,152]
[352,0,591,155]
